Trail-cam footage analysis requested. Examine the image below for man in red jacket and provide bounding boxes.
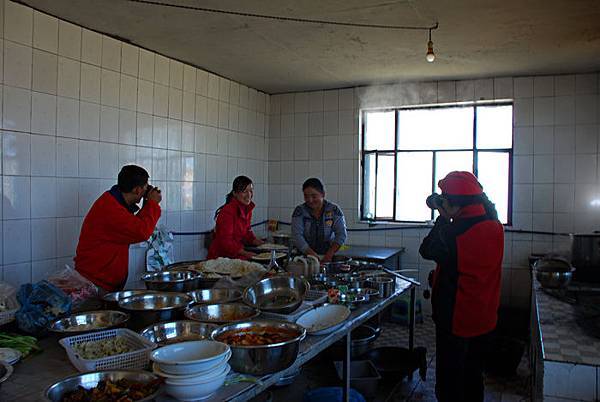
[75,165,162,292]
[419,171,503,402]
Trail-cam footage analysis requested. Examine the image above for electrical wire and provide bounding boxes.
[125,0,438,32]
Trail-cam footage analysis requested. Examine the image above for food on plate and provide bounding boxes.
[194,258,266,278]
[252,252,286,261]
[61,378,162,402]
[216,327,298,346]
[73,337,133,360]
[257,243,288,251]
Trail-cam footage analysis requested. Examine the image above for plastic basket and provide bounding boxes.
[59,328,156,372]
[0,298,20,326]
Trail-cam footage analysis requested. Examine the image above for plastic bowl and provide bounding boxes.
[150,340,230,375]
[163,362,230,385]
[152,350,231,379]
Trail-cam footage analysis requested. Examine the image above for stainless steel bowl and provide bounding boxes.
[185,303,259,324]
[244,274,309,314]
[45,370,161,401]
[188,288,242,304]
[118,292,193,330]
[139,320,218,346]
[102,290,158,310]
[142,270,200,292]
[211,320,306,375]
[48,310,130,336]
[272,233,292,247]
[366,276,395,298]
[0,361,13,387]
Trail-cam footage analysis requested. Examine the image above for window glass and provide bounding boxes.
[434,151,473,189]
[476,105,513,149]
[363,153,376,219]
[478,152,509,223]
[396,152,433,221]
[398,107,473,150]
[364,111,395,150]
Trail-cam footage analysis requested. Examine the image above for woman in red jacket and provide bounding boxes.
[208,176,264,260]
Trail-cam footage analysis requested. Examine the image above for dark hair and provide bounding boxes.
[215,176,253,219]
[302,178,325,194]
[444,192,498,221]
[117,165,149,193]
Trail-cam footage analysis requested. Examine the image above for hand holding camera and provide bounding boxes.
[145,184,162,204]
[426,193,450,218]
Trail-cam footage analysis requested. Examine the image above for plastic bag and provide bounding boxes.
[47,265,98,307]
[16,280,72,335]
[146,225,174,272]
[0,282,18,313]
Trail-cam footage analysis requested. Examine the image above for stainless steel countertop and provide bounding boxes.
[0,279,414,402]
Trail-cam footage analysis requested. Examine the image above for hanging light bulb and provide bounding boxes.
[426,28,435,62]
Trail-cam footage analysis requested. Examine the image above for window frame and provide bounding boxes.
[360,101,514,225]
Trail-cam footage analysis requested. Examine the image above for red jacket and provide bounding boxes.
[208,199,257,260]
[419,204,503,337]
[75,189,161,291]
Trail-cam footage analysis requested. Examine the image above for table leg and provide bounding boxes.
[342,331,351,402]
[408,285,416,381]
[409,285,416,351]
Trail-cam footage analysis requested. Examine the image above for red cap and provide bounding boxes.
[438,171,483,196]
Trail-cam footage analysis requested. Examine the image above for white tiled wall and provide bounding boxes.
[0,0,270,288]
[268,73,600,310]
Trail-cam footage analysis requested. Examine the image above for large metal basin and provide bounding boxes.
[118,292,193,330]
[188,288,242,304]
[211,320,306,375]
[45,370,161,401]
[142,270,200,292]
[139,320,218,346]
[243,274,309,314]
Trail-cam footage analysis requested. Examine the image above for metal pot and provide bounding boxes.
[366,276,395,298]
[187,288,242,304]
[211,320,306,375]
[142,270,200,292]
[571,233,600,282]
[534,257,575,289]
[118,292,193,330]
[48,310,130,337]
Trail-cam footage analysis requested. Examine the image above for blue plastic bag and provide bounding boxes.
[303,387,366,402]
[15,280,72,335]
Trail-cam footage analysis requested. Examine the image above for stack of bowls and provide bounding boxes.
[150,340,231,401]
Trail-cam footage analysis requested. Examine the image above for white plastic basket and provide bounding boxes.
[0,298,20,326]
[59,328,156,372]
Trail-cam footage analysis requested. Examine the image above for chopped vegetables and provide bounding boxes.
[73,337,133,360]
[0,332,40,357]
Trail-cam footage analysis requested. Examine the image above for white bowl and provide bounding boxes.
[152,350,231,379]
[164,363,230,385]
[150,340,230,375]
[163,364,230,401]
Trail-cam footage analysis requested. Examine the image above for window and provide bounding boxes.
[361,103,513,224]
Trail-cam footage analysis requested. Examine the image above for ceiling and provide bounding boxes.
[19,0,600,94]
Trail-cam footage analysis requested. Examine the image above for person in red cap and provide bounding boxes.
[419,171,503,402]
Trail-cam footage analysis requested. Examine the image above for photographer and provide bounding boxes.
[75,165,162,292]
[419,171,503,402]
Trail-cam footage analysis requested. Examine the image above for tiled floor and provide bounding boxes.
[265,317,531,402]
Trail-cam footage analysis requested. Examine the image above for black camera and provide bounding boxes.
[144,184,155,199]
[426,193,444,210]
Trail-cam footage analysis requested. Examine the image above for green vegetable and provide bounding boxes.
[0,332,41,357]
